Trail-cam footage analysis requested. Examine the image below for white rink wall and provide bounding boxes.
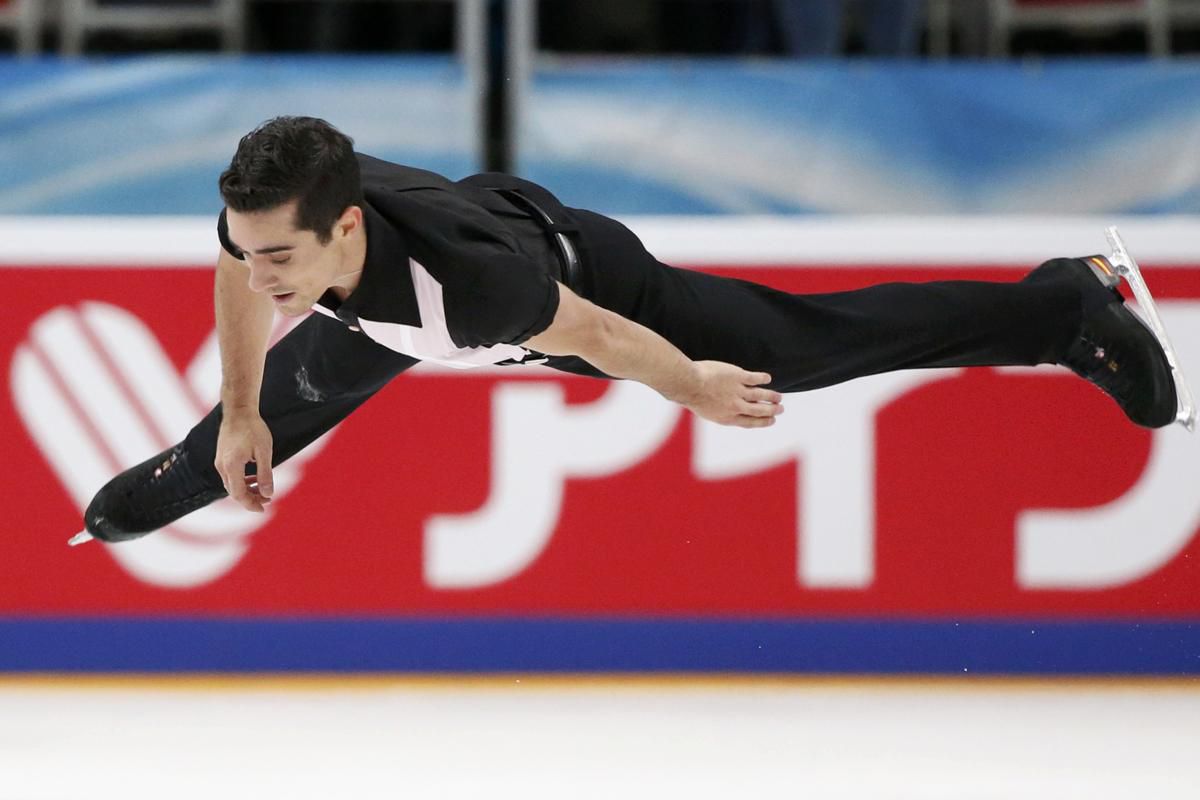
[3,215,1200,266]
[3,678,1198,799]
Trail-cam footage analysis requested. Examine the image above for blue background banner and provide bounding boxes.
[0,56,479,214]
[4,58,1200,217]
[519,59,1200,215]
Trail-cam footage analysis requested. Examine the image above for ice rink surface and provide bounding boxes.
[1,676,1198,799]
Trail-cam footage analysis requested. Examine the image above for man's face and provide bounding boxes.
[224,200,347,317]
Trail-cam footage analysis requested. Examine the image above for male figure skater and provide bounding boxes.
[78,116,1191,543]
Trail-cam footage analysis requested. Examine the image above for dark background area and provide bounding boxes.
[6,1,1199,57]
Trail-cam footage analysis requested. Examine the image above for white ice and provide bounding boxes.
[1,678,1197,799]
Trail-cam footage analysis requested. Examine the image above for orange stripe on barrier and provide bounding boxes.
[1,673,1198,693]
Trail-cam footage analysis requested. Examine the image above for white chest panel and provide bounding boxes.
[314,257,529,369]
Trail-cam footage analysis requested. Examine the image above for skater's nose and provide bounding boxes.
[246,259,280,293]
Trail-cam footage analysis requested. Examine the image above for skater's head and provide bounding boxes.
[219,116,363,243]
[220,117,367,316]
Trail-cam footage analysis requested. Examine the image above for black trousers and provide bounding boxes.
[182,209,1082,486]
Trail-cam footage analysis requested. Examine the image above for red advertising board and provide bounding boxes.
[5,218,1198,619]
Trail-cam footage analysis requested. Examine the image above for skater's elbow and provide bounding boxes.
[525,284,611,357]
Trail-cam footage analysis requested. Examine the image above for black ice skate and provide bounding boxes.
[1030,228,1195,431]
[1100,226,1195,430]
[70,443,227,545]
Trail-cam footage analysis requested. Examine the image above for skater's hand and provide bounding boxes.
[215,409,274,513]
[684,361,783,428]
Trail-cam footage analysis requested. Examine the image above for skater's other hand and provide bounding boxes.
[685,361,783,429]
[216,409,274,513]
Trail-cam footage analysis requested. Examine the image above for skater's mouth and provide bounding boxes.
[271,292,296,304]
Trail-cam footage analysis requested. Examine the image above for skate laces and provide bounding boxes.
[111,445,225,529]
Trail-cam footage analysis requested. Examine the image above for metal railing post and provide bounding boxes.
[219,0,246,52]
[506,0,535,175]
[14,0,41,55]
[457,0,488,172]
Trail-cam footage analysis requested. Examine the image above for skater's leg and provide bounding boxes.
[558,210,1178,427]
[645,267,1082,392]
[85,313,417,541]
[183,312,418,475]
[560,208,1080,391]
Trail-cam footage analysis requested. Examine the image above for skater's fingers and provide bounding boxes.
[238,475,268,513]
[743,387,783,405]
[224,466,256,510]
[734,414,777,429]
[215,457,236,494]
[237,486,267,513]
[737,398,782,418]
[219,451,259,511]
[241,476,269,512]
[744,371,772,387]
[253,442,274,499]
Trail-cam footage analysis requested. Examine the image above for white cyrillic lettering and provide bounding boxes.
[1018,303,1200,588]
[693,371,962,588]
[425,380,681,588]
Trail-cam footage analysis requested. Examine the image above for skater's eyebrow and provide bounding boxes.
[227,236,294,256]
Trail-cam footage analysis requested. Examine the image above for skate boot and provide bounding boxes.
[79,443,227,543]
[1026,230,1194,430]
[1099,226,1195,430]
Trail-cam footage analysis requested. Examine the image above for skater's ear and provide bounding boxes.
[330,205,363,244]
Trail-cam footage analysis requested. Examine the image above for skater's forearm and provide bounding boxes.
[527,284,781,428]
[214,249,275,414]
[588,314,701,404]
[527,284,700,402]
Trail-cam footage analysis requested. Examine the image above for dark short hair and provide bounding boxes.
[219,116,363,244]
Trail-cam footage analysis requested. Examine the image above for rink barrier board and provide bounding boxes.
[4,216,1199,675]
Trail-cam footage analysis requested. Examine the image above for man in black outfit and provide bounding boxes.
[81,116,1183,542]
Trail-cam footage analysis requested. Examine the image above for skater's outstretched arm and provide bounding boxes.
[526,283,784,429]
[213,247,277,512]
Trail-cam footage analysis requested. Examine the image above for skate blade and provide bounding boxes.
[68,530,93,547]
[1105,226,1197,432]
